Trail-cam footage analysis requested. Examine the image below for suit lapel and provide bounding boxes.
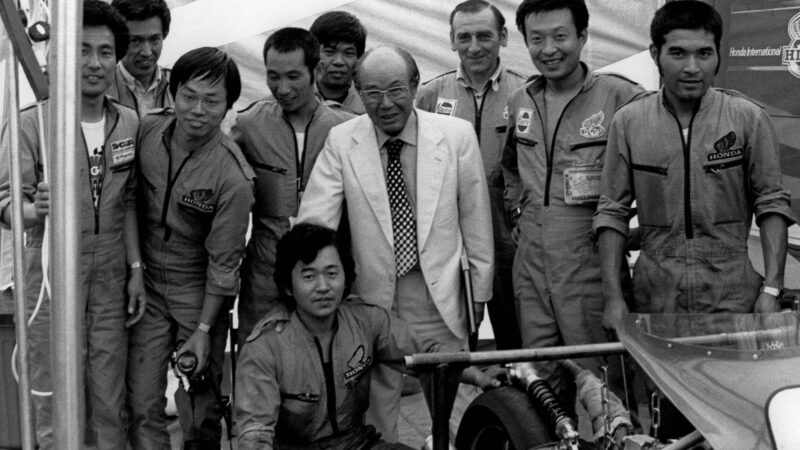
[347,118,394,245]
[415,111,447,250]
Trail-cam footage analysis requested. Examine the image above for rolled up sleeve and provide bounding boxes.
[749,110,797,226]
[593,114,633,237]
[204,176,254,296]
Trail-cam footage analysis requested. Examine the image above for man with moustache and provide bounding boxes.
[416,0,525,350]
[595,1,793,347]
[595,2,795,437]
[108,0,173,116]
[310,11,367,114]
[0,1,143,447]
[297,46,494,442]
[501,0,642,417]
[235,223,416,450]
[232,28,353,338]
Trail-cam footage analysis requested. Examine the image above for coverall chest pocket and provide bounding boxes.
[568,140,606,162]
[514,136,538,153]
[631,162,670,228]
[702,152,746,225]
[280,391,321,428]
[251,162,293,218]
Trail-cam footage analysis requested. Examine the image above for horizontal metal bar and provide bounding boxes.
[405,342,626,368]
[405,325,796,369]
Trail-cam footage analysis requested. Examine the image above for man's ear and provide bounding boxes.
[450,30,457,52]
[649,43,659,64]
[499,26,508,47]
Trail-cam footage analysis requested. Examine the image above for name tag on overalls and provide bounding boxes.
[563,166,602,205]
[109,138,135,171]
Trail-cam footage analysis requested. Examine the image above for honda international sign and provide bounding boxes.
[720,1,800,229]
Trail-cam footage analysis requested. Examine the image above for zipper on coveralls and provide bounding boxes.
[160,133,194,242]
[81,110,120,234]
[283,111,317,204]
[665,104,700,239]
[313,336,340,434]
[529,88,582,207]
[471,86,488,143]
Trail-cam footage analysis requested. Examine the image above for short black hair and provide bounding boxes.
[310,11,367,57]
[84,0,129,61]
[515,0,589,40]
[111,0,171,37]
[354,47,420,90]
[650,0,723,53]
[169,47,241,109]
[263,27,320,80]
[274,222,356,310]
[450,0,506,33]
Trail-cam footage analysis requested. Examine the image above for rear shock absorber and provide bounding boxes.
[511,362,580,450]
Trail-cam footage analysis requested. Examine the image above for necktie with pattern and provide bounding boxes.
[385,139,418,277]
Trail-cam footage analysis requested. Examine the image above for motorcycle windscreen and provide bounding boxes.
[617,312,800,450]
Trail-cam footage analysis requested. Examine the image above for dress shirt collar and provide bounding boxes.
[118,61,162,93]
[456,59,504,93]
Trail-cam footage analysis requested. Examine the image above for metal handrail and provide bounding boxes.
[5,40,36,450]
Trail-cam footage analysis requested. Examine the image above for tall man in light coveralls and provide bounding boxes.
[232,28,353,338]
[594,1,795,438]
[128,48,254,449]
[0,1,144,447]
[500,0,642,414]
[597,0,794,324]
[416,0,525,350]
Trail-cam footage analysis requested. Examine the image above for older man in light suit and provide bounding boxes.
[296,46,494,442]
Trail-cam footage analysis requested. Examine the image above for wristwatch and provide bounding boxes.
[760,285,782,298]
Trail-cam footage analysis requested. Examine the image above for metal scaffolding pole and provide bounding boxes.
[5,42,37,450]
[48,1,83,448]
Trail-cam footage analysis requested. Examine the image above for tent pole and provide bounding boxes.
[5,40,37,450]
[48,0,83,448]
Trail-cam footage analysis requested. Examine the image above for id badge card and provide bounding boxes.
[563,166,602,205]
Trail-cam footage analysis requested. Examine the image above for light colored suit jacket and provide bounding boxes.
[296,109,494,339]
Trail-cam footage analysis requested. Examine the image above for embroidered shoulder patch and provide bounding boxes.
[579,111,605,139]
[516,108,533,134]
[181,189,215,212]
[343,345,372,381]
[708,131,742,161]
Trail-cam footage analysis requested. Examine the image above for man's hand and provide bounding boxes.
[125,269,147,327]
[754,292,781,314]
[33,182,50,219]
[506,207,522,244]
[178,329,211,377]
[460,365,505,391]
[603,298,628,341]
[511,225,521,244]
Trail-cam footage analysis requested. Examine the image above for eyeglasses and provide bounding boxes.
[176,88,226,110]
[360,86,410,104]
